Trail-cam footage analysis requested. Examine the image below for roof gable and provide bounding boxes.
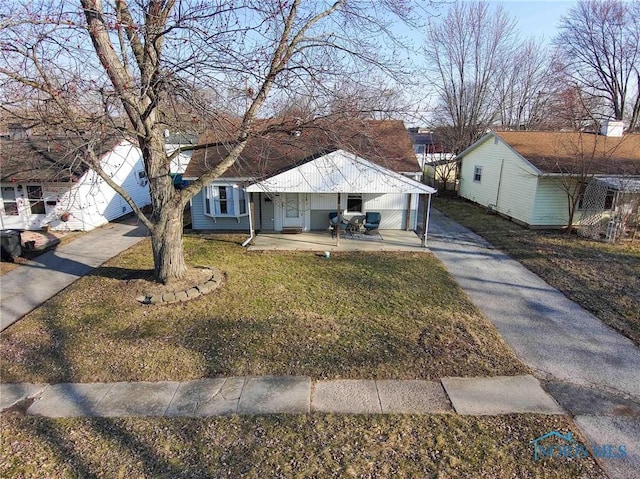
[246,149,436,194]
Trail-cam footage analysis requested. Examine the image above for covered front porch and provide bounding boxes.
[247,229,426,252]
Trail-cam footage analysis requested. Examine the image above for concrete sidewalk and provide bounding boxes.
[0,375,564,417]
[427,208,640,479]
[0,221,148,331]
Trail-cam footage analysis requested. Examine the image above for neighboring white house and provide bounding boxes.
[0,132,151,231]
[184,119,436,234]
[457,124,640,236]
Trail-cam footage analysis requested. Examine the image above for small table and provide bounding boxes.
[347,215,366,233]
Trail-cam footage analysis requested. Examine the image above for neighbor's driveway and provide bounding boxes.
[1,221,147,331]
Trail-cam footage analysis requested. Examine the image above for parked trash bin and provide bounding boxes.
[0,229,22,261]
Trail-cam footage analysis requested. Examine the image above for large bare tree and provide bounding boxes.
[424,0,519,153]
[0,0,423,283]
[555,0,640,131]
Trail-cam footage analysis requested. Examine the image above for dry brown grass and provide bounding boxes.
[0,414,606,478]
[0,233,527,383]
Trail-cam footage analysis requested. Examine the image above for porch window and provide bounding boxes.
[473,166,483,183]
[347,194,363,213]
[1,186,19,215]
[27,186,45,215]
[204,184,249,218]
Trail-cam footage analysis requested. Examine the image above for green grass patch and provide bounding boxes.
[0,234,527,383]
[0,414,605,478]
[434,197,640,346]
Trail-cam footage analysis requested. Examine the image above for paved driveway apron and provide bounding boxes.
[1,221,147,330]
[427,208,640,478]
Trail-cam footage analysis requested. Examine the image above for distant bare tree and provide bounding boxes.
[425,0,518,152]
[0,0,425,283]
[495,39,557,130]
[555,0,640,130]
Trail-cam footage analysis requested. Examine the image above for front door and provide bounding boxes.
[282,193,304,229]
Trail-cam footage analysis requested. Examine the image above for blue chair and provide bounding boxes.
[329,212,348,238]
[364,212,381,232]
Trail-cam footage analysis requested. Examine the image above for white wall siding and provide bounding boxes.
[51,141,150,231]
[531,177,583,227]
[459,137,538,225]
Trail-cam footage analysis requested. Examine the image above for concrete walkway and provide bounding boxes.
[0,221,148,331]
[0,375,564,417]
[427,208,640,479]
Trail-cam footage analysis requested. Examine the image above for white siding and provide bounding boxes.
[531,177,583,227]
[459,137,538,225]
[51,141,150,231]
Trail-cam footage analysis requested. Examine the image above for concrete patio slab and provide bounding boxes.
[313,380,381,414]
[0,383,48,409]
[546,381,640,417]
[166,377,245,416]
[90,381,180,417]
[441,375,565,415]
[248,230,426,252]
[574,415,640,479]
[237,376,310,415]
[26,382,114,417]
[376,380,452,414]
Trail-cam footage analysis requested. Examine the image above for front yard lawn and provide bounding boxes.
[434,197,640,346]
[0,234,527,383]
[1,414,605,478]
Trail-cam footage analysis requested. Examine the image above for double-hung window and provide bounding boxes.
[473,166,483,183]
[204,184,248,218]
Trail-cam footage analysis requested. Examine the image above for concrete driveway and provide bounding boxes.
[427,208,640,479]
[1,221,147,331]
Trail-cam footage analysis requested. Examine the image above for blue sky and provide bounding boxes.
[495,0,578,41]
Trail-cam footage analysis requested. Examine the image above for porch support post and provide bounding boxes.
[336,193,341,246]
[421,193,432,248]
[241,192,256,247]
[405,193,412,231]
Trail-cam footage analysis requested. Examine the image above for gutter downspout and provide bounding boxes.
[242,192,255,247]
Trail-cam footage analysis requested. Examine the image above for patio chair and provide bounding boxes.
[329,212,348,238]
[363,212,381,233]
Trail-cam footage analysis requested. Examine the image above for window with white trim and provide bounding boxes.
[473,166,483,183]
[204,184,249,218]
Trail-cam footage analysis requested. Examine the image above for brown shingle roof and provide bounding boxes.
[0,135,122,183]
[495,131,640,175]
[185,119,419,180]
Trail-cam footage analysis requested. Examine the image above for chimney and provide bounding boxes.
[8,123,28,140]
[600,119,624,137]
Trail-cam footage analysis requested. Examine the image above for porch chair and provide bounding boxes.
[363,212,381,233]
[329,212,348,238]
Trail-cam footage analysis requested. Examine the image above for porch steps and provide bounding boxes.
[281,227,303,234]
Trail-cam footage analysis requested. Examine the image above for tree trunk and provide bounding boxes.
[150,205,187,284]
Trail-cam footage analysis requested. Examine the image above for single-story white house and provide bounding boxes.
[185,119,437,237]
[456,123,640,237]
[0,131,151,231]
